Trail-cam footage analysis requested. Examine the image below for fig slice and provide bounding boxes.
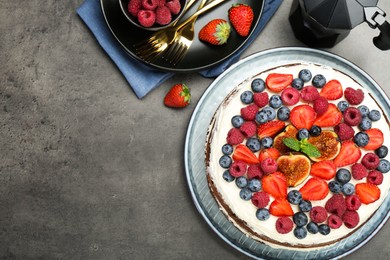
[308,130,341,162]
[277,154,311,187]
[273,125,298,154]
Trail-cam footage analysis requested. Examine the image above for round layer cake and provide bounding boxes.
[205,63,390,250]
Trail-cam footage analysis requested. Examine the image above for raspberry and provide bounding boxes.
[327,214,343,229]
[361,153,380,170]
[281,88,300,106]
[247,164,263,179]
[137,10,156,27]
[325,194,346,217]
[142,0,159,10]
[313,97,329,115]
[334,123,355,141]
[158,0,166,6]
[253,92,269,108]
[128,0,142,16]
[343,107,362,126]
[344,87,364,105]
[300,86,320,102]
[351,163,368,180]
[342,210,360,228]
[251,191,270,208]
[345,195,362,211]
[226,128,244,145]
[241,104,259,121]
[309,206,327,223]
[367,170,384,185]
[260,157,277,174]
[240,121,257,138]
[275,217,294,234]
[165,0,181,15]
[229,161,247,177]
[155,6,172,25]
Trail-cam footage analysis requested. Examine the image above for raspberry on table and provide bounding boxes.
[165,0,181,15]
[137,10,156,27]
[155,5,172,25]
[128,0,142,16]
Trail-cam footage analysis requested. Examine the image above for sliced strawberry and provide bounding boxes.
[310,160,336,180]
[289,104,316,129]
[299,177,329,201]
[265,73,293,93]
[262,171,288,199]
[355,183,381,204]
[363,128,384,150]
[233,144,259,164]
[320,80,343,100]
[258,148,281,162]
[269,198,294,217]
[333,140,362,167]
[313,103,342,127]
[257,120,285,139]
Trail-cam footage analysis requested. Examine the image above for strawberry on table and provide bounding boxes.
[228,3,254,37]
[333,140,362,167]
[199,19,231,45]
[266,73,293,93]
[163,83,191,108]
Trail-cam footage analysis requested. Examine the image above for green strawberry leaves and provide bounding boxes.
[283,138,321,158]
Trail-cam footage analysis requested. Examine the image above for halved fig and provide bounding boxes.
[308,130,341,162]
[273,125,298,154]
[277,154,311,187]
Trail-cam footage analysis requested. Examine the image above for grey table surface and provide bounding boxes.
[1,0,390,259]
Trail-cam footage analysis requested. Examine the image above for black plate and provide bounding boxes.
[100,0,264,72]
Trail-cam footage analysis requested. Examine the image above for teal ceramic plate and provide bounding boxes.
[184,47,390,259]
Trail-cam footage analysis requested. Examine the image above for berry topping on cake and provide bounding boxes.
[355,183,381,204]
[367,170,384,185]
[290,105,316,129]
[312,74,326,88]
[363,128,384,150]
[345,195,362,211]
[344,87,364,105]
[325,194,347,217]
[310,160,336,180]
[334,123,355,141]
[300,86,320,102]
[247,164,263,179]
[320,79,343,100]
[313,97,329,115]
[333,140,361,167]
[258,148,280,161]
[251,191,270,208]
[299,178,329,201]
[281,88,300,106]
[309,206,327,223]
[233,144,259,164]
[361,153,380,170]
[241,104,258,121]
[260,157,278,174]
[269,198,294,216]
[229,161,247,177]
[253,92,269,108]
[240,121,257,138]
[262,172,288,199]
[226,128,245,145]
[328,214,343,229]
[342,210,360,228]
[266,73,293,93]
[313,103,343,127]
[351,163,368,180]
[275,217,294,234]
[343,107,362,126]
[257,120,285,139]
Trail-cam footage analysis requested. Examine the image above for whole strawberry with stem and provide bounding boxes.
[164,83,191,108]
[228,3,254,37]
[199,19,231,45]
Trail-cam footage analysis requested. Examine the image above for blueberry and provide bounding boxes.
[307,222,319,234]
[368,109,381,121]
[277,106,290,121]
[231,115,244,128]
[358,117,372,131]
[336,168,351,184]
[262,106,276,121]
[358,105,370,117]
[293,212,308,227]
[337,101,349,112]
[312,74,326,88]
[246,137,261,152]
[328,180,342,193]
[222,144,233,155]
[239,188,252,200]
[255,111,268,124]
[292,78,304,90]
[287,190,302,205]
[342,183,355,196]
[299,200,312,212]
[375,145,388,158]
[354,132,370,147]
[248,178,262,192]
[222,170,235,182]
[240,90,254,104]
[318,224,331,235]
[294,227,307,239]
[256,208,270,221]
[251,78,265,93]
[269,95,282,108]
[377,159,390,173]
[309,125,322,137]
[297,128,309,140]
[219,155,232,168]
[235,176,248,188]
[261,137,273,148]
[299,69,312,82]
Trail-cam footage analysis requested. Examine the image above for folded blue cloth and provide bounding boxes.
[77,0,283,99]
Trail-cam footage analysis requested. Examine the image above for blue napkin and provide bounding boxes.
[77,0,283,99]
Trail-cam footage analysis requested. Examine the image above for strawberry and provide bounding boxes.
[163,83,191,108]
[257,120,285,139]
[232,144,259,164]
[198,19,231,45]
[269,198,294,217]
[228,3,254,37]
[258,148,280,162]
[299,177,329,201]
[310,160,336,180]
[355,183,381,204]
[363,128,384,150]
[320,79,343,100]
[262,172,288,199]
[289,104,316,130]
[265,73,293,93]
[313,103,343,127]
[333,140,362,167]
